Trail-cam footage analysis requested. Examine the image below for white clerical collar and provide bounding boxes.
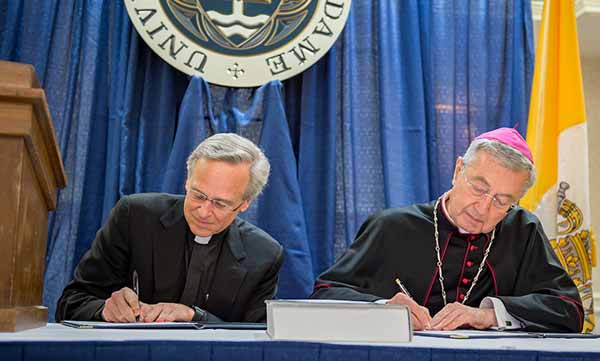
[440,192,470,234]
[194,235,212,245]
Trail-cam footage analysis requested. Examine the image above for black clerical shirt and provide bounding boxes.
[180,228,225,310]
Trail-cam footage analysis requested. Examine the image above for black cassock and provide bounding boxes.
[311,201,583,332]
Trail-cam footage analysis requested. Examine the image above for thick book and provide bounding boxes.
[266,299,412,343]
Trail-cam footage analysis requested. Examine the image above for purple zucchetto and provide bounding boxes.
[474,127,534,164]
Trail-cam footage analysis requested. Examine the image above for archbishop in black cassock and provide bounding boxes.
[311,128,583,333]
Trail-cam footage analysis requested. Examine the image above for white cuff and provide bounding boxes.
[480,297,524,330]
[374,299,389,304]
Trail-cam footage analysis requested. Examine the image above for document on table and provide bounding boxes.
[415,330,600,339]
[62,320,267,330]
[62,321,198,329]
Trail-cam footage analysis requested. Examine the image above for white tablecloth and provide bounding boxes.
[0,324,598,354]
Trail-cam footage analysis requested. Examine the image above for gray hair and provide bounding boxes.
[462,139,536,196]
[187,133,270,200]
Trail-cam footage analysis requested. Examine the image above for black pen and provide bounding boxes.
[133,270,140,322]
[395,278,412,298]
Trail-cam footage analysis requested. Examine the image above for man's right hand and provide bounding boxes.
[101,287,140,323]
[387,292,432,330]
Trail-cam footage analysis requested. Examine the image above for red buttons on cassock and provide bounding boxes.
[469,245,478,251]
[466,261,474,267]
[462,278,470,285]
[459,293,465,301]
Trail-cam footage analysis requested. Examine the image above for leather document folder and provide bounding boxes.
[61,320,266,330]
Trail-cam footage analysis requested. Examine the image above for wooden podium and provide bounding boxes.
[0,61,67,331]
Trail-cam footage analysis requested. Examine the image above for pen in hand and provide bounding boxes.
[395,277,432,330]
[395,278,412,298]
[133,270,140,322]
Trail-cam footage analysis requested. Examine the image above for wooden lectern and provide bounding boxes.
[0,61,67,331]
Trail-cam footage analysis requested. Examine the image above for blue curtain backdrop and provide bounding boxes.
[0,0,534,321]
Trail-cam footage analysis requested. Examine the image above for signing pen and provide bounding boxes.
[395,278,412,298]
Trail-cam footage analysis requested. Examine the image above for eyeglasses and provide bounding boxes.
[187,189,245,213]
[462,172,515,209]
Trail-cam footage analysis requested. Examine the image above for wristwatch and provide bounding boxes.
[191,305,208,322]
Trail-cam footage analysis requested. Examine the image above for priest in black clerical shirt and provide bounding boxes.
[312,128,583,333]
[56,134,283,323]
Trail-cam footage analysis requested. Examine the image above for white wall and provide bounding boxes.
[582,56,600,324]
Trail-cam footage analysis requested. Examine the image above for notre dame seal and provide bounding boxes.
[124,0,351,87]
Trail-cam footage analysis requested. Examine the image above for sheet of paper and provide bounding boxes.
[415,330,600,339]
[62,320,199,329]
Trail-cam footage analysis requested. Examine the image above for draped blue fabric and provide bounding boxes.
[0,0,534,321]
[0,0,189,320]
[161,77,212,194]
[249,83,315,297]
[292,0,534,274]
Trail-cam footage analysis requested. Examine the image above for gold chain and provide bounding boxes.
[433,198,495,305]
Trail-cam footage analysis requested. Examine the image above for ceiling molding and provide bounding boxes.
[531,0,600,21]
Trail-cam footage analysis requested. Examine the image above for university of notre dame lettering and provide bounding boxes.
[124,0,351,87]
[134,7,207,72]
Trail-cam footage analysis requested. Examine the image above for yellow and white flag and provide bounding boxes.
[521,0,595,332]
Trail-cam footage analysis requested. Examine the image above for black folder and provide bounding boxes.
[61,320,266,330]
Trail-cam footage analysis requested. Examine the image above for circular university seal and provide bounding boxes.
[124,0,352,87]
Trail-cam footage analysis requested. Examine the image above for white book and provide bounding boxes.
[266,299,412,343]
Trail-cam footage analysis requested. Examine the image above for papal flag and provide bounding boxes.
[520,0,596,332]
